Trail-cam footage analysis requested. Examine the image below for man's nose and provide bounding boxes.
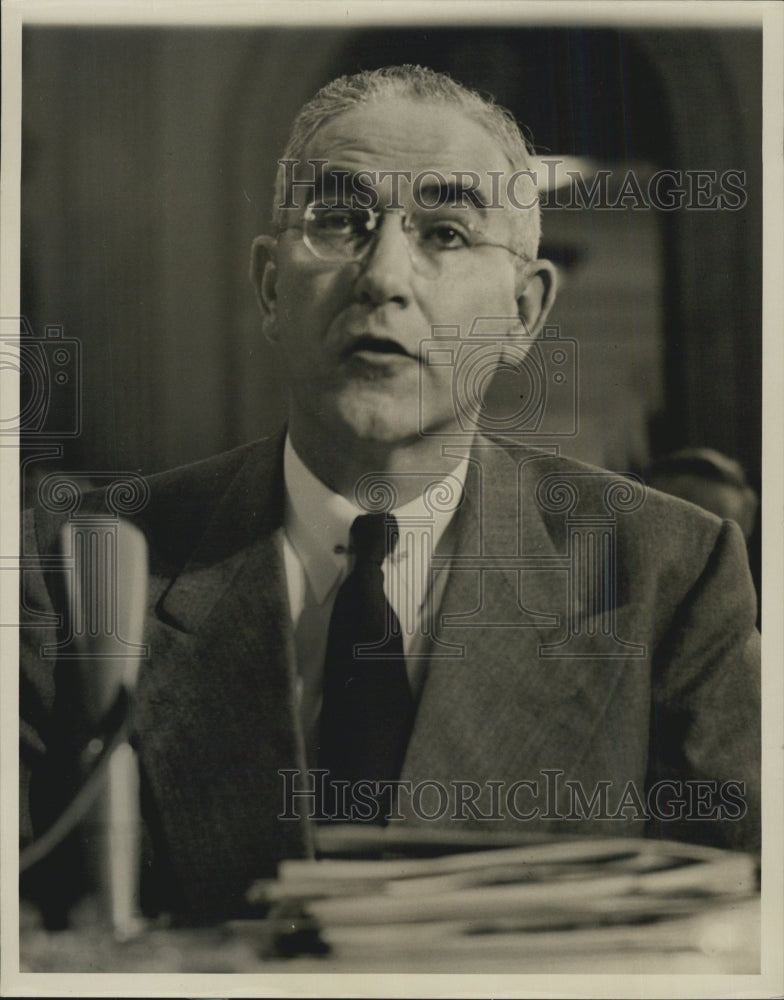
[353,214,413,307]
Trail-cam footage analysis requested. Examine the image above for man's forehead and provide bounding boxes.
[299,97,515,185]
[276,97,540,220]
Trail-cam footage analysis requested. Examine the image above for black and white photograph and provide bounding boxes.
[2,1,782,996]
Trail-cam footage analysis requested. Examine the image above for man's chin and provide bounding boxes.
[334,402,475,448]
[337,412,423,447]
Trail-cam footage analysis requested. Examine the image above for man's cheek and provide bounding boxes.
[422,368,456,414]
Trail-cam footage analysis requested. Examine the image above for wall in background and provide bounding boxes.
[20,26,761,494]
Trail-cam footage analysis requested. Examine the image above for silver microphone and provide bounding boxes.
[58,515,148,936]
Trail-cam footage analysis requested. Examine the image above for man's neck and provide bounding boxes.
[287,418,475,506]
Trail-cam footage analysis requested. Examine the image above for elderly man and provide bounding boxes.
[21,65,760,921]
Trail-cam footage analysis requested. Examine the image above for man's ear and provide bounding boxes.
[249,235,279,341]
[516,259,558,337]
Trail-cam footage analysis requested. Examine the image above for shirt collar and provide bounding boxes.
[283,434,468,604]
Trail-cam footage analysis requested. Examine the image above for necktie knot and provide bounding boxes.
[350,513,398,566]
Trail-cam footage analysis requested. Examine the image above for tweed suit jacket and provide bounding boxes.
[20,432,761,918]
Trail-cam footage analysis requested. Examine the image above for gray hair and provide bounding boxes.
[272,65,541,259]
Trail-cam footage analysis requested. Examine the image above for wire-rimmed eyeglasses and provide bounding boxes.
[283,202,530,276]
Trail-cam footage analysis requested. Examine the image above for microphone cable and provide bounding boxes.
[19,688,132,873]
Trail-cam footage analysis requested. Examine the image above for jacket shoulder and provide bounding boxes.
[511,444,724,538]
[504,444,739,606]
[143,435,279,509]
[26,433,284,565]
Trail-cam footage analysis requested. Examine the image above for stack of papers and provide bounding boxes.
[246,829,759,967]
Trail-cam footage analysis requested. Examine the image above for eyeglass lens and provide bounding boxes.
[303,204,492,272]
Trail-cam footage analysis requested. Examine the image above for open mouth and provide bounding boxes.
[344,335,412,359]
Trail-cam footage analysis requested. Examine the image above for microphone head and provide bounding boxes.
[58,517,148,724]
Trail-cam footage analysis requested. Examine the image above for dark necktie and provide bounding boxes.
[318,513,415,821]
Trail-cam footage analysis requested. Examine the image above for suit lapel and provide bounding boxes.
[156,434,287,632]
[401,441,634,820]
[135,434,314,915]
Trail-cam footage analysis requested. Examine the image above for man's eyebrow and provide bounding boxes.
[416,180,488,213]
[312,167,362,202]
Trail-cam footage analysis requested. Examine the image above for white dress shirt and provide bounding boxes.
[279,435,468,764]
